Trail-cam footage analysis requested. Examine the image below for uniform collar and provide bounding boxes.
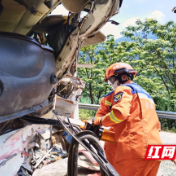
[124,80,133,84]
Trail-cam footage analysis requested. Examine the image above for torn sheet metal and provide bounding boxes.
[56,75,85,118]
[32,158,68,176]
[0,124,50,176]
[55,96,77,118]
[0,153,24,176]
[55,34,81,78]
[72,0,119,36]
[55,1,121,79]
[59,74,85,89]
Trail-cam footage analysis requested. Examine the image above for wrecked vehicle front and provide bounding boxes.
[0,0,123,175]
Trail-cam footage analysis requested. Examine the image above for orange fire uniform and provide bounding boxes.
[95,81,162,176]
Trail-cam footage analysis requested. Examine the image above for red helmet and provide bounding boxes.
[104,62,137,82]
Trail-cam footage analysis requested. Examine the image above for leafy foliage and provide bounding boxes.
[78,19,176,131]
[121,19,176,103]
[79,109,96,120]
[78,44,112,104]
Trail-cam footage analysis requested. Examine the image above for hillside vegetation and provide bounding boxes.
[78,19,176,132]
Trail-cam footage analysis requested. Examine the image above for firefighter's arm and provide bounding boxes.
[96,88,132,127]
[94,97,110,125]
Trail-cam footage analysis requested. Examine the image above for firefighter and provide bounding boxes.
[93,62,162,176]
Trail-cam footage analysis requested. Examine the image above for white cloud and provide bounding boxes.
[122,17,139,29]
[120,11,164,30]
[149,10,165,21]
[100,23,121,38]
[51,5,69,15]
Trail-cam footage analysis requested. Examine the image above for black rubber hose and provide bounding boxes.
[67,130,107,176]
[22,116,64,128]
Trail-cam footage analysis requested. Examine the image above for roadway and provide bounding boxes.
[32,131,176,176]
[157,131,176,176]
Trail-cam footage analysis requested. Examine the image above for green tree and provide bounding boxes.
[78,20,176,131]
[121,19,176,111]
[78,33,171,110]
[78,44,111,104]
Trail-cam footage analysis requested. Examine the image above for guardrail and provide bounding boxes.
[79,103,176,120]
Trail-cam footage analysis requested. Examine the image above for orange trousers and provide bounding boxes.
[104,142,160,176]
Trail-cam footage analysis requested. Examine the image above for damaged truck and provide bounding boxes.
[0,0,123,175]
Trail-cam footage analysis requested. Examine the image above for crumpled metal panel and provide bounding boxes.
[56,75,85,118]
[0,124,51,176]
[32,158,68,176]
[0,2,122,175]
[72,0,119,36]
[0,0,26,32]
[0,153,24,176]
[55,0,120,79]
[54,1,121,120]
[59,74,85,90]
[55,34,80,78]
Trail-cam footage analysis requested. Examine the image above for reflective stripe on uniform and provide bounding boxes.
[105,100,112,106]
[109,110,123,123]
[138,93,155,104]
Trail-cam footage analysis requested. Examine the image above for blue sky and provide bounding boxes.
[101,0,176,38]
[52,0,176,39]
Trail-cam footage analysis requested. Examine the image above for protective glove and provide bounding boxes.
[93,117,103,126]
[81,120,100,138]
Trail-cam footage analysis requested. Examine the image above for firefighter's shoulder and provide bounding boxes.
[112,85,133,103]
[104,90,114,98]
[114,84,132,93]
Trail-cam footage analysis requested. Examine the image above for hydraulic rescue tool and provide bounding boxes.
[52,110,119,176]
[79,119,117,145]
